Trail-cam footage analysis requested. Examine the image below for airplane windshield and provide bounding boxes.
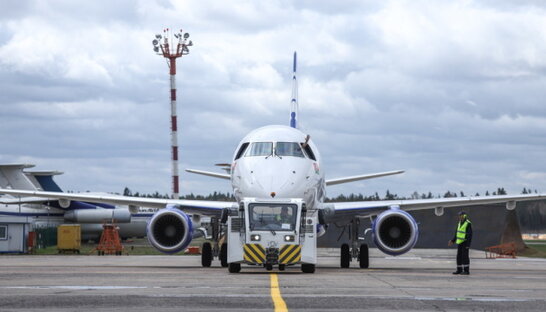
[276,142,305,158]
[248,203,297,231]
[246,142,273,157]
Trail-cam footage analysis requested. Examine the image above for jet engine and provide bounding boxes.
[147,207,193,254]
[372,208,418,256]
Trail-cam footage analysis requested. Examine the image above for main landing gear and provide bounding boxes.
[340,219,369,269]
[201,217,229,268]
[201,242,228,268]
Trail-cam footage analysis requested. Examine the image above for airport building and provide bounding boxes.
[0,215,31,253]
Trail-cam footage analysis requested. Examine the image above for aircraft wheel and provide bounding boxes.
[220,243,228,267]
[201,242,212,267]
[359,244,369,269]
[228,263,241,273]
[301,263,315,273]
[279,264,286,271]
[340,244,350,268]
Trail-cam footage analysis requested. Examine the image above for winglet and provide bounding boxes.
[290,51,298,128]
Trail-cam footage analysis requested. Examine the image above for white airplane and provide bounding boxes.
[2,52,546,273]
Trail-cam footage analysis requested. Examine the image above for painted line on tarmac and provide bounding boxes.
[270,273,288,312]
[2,288,541,303]
[1,286,147,290]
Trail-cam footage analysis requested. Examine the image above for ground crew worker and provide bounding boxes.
[448,211,472,275]
[275,207,291,223]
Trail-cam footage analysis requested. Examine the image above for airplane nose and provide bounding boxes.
[263,168,293,192]
[239,158,309,199]
[251,164,300,197]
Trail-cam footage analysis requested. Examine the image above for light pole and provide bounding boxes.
[152,29,193,199]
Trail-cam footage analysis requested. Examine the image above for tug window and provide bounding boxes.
[248,204,297,231]
[276,142,305,158]
[246,142,273,157]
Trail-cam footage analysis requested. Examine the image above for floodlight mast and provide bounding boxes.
[152,28,193,199]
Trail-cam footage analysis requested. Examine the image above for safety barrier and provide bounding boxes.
[485,242,516,259]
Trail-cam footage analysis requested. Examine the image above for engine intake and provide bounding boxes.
[147,207,193,254]
[372,209,418,256]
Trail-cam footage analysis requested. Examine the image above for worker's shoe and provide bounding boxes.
[452,270,462,275]
[461,271,469,275]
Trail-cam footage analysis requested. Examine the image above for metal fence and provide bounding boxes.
[35,226,57,249]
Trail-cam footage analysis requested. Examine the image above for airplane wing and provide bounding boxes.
[328,193,546,221]
[0,189,235,217]
[0,196,51,205]
[325,170,405,186]
[186,169,231,180]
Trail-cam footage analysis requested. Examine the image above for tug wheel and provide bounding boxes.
[228,263,241,273]
[220,243,228,267]
[301,263,315,273]
[201,242,212,267]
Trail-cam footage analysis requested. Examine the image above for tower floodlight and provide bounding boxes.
[152,28,193,199]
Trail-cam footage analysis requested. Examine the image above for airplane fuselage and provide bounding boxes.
[230,125,325,208]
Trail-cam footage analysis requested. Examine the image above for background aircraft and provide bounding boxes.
[0,164,151,241]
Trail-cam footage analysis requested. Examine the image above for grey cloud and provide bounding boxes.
[2,0,546,198]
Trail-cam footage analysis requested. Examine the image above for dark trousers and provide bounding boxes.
[456,242,470,271]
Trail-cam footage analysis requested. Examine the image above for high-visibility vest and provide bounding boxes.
[456,220,471,244]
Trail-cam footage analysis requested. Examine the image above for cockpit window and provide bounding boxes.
[235,142,249,160]
[301,144,316,161]
[276,142,305,158]
[245,142,273,157]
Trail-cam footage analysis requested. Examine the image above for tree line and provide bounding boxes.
[121,186,538,202]
[122,187,235,201]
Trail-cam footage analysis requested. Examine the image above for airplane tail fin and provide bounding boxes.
[0,164,39,190]
[26,171,64,192]
[290,51,298,128]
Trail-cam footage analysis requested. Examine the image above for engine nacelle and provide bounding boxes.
[372,209,418,256]
[147,207,193,254]
[64,208,131,223]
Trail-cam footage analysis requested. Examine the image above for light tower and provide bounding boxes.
[152,29,193,199]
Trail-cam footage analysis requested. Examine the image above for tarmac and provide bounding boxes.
[1,249,546,311]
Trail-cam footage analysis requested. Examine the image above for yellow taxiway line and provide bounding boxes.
[270,273,288,312]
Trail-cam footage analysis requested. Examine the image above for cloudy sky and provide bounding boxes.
[1,0,546,198]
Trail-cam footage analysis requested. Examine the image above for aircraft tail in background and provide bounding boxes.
[25,171,64,192]
[0,164,39,190]
[290,51,298,128]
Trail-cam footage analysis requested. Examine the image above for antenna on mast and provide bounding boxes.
[152,28,193,199]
